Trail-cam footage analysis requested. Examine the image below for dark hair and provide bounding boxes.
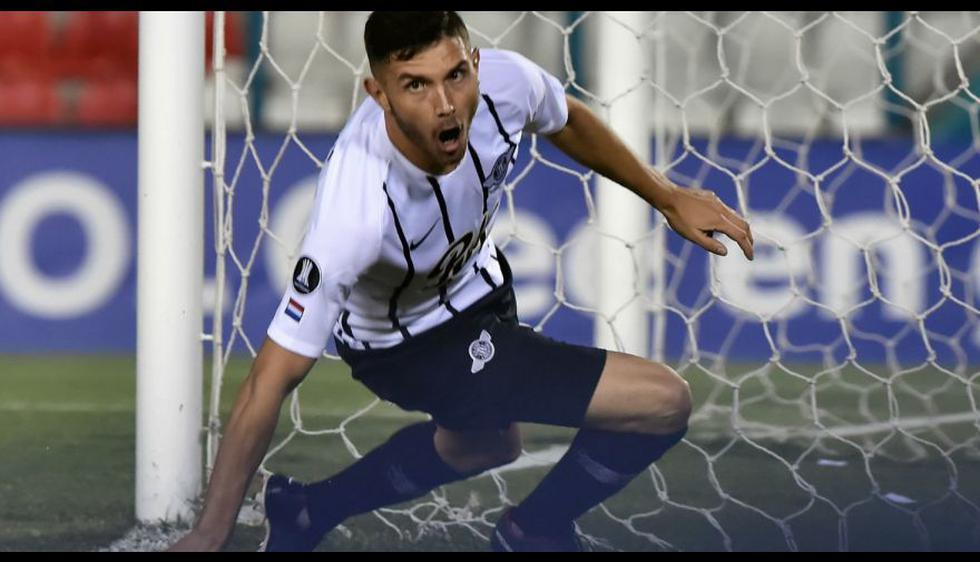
[364,11,470,68]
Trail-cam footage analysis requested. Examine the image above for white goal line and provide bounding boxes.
[713,411,980,441]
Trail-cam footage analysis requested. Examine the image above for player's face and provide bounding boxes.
[367,36,480,175]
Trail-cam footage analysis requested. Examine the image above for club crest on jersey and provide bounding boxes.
[292,256,320,294]
[469,329,495,374]
[483,145,515,192]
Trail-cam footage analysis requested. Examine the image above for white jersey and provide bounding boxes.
[267,49,569,358]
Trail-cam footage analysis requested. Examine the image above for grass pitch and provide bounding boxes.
[1,353,979,551]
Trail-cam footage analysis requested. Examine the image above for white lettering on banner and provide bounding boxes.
[714,212,811,320]
[265,178,317,294]
[490,209,557,319]
[973,241,980,347]
[202,276,233,317]
[0,172,129,319]
[0,167,966,349]
[820,212,924,320]
[561,222,598,310]
[561,220,663,312]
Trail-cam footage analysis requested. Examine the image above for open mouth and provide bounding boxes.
[437,125,462,152]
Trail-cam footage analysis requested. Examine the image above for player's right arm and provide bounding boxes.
[170,131,386,551]
[168,338,316,551]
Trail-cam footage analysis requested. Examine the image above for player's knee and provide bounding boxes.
[489,438,523,468]
[639,364,692,435]
[481,431,523,469]
[436,429,522,474]
[454,441,521,473]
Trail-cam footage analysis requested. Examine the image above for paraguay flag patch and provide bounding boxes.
[285,298,305,322]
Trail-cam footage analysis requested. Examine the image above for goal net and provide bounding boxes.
[201,11,980,551]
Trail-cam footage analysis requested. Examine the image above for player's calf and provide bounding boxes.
[495,353,691,549]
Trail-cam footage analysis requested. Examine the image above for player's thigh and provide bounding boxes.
[434,423,522,473]
[481,322,607,428]
[581,351,692,434]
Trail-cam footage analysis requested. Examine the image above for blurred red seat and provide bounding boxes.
[75,78,137,127]
[0,11,55,80]
[56,11,137,81]
[93,11,138,70]
[206,11,245,71]
[0,79,61,126]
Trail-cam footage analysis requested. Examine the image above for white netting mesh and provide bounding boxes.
[203,11,980,551]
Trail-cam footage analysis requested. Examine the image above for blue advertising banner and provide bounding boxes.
[1,131,978,366]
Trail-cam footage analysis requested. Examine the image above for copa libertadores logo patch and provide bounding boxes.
[292,256,321,295]
[469,329,495,374]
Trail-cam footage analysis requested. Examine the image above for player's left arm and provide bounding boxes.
[545,94,754,260]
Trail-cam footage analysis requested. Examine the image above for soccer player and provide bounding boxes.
[170,11,753,552]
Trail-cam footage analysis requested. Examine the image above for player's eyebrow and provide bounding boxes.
[445,61,468,78]
[396,59,468,84]
[396,71,429,83]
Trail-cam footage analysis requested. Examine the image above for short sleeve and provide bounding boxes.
[266,145,386,358]
[504,50,569,135]
[477,50,569,135]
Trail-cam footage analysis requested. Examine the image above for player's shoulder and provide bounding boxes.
[479,48,543,80]
[316,100,395,205]
[479,49,547,94]
[477,48,557,121]
[310,100,390,236]
[328,99,391,180]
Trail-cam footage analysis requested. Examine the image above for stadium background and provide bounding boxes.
[1,11,979,551]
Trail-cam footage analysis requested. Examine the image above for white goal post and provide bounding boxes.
[136,11,204,523]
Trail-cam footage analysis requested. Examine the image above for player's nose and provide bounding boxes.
[434,86,455,117]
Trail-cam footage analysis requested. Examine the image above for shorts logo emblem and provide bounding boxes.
[469,329,495,374]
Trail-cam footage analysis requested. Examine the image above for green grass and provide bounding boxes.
[1,354,979,551]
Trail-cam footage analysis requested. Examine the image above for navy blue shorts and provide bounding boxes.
[336,278,607,431]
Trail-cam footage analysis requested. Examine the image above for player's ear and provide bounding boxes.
[471,47,480,71]
[363,76,391,112]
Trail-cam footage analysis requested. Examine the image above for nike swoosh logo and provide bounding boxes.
[409,220,440,251]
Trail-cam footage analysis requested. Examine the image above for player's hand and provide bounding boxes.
[166,528,225,552]
[658,185,754,260]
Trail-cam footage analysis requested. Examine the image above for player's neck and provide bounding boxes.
[383,113,459,177]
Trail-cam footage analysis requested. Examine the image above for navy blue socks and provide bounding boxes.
[304,421,475,531]
[511,427,688,535]
[299,421,687,539]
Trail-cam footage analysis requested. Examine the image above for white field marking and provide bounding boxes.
[490,445,569,475]
[883,492,916,504]
[0,401,133,413]
[0,400,418,418]
[493,413,979,474]
[10,401,976,440]
[725,411,980,440]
